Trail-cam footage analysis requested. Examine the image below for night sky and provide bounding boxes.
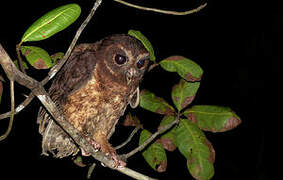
[0,0,278,179]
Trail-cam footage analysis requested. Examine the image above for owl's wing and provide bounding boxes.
[37,42,101,157]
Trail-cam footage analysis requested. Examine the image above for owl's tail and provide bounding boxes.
[37,107,79,158]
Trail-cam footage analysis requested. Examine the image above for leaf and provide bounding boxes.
[176,119,215,180]
[51,52,64,65]
[13,60,29,69]
[183,105,242,132]
[73,156,86,167]
[160,56,203,82]
[20,46,53,69]
[128,30,155,61]
[139,129,167,172]
[158,116,177,151]
[21,4,81,43]
[140,89,174,115]
[172,79,200,111]
[122,113,141,127]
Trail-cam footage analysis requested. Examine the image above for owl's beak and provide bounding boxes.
[126,68,137,85]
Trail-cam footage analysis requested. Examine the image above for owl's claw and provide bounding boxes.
[81,137,101,156]
[100,142,126,168]
[110,152,126,168]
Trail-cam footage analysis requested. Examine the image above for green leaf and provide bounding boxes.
[13,60,29,69]
[21,4,81,43]
[140,89,175,115]
[176,119,215,180]
[122,113,141,127]
[158,116,177,151]
[172,79,200,111]
[51,52,64,65]
[139,129,167,172]
[183,105,242,132]
[20,46,52,69]
[160,56,203,82]
[128,30,155,61]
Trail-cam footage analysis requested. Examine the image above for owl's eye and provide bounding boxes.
[114,54,127,65]
[136,59,146,69]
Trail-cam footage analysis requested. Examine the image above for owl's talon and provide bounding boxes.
[81,137,101,156]
[110,152,126,168]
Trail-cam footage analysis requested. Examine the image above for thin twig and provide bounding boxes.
[148,63,159,72]
[16,44,26,74]
[114,0,207,15]
[117,166,158,180]
[115,127,140,150]
[0,80,15,141]
[0,92,34,120]
[124,116,179,159]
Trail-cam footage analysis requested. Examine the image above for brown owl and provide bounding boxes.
[37,34,150,166]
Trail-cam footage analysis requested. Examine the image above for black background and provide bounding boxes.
[0,0,279,179]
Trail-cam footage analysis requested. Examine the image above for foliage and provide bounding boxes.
[0,3,241,180]
[128,30,241,180]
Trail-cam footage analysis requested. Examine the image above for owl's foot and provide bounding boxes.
[81,137,101,156]
[100,142,126,168]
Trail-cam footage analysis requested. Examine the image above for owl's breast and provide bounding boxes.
[62,74,129,138]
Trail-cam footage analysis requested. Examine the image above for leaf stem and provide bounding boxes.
[114,0,207,15]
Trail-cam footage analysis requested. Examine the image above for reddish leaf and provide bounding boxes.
[20,46,53,69]
[140,90,175,115]
[171,79,200,111]
[184,105,242,132]
[122,113,141,127]
[158,116,177,151]
[139,130,167,172]
[160,56,203,82]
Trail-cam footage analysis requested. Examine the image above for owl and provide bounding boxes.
[37,34,150,166]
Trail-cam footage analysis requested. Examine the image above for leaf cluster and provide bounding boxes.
[0,3,241,180]
[125,30,242,180]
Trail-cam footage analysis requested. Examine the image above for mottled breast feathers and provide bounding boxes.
[37,34,150,159]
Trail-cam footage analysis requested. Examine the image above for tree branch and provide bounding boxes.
[0,0,102,120]
[1,41,157,180]
[0,92,34,120]
[114,0,207,15]
[115,126,140,150]
[16,44,26,74]
[124,116,179,159]
[0,80,15,141]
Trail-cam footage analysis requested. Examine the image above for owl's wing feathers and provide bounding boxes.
[37,42,100,157]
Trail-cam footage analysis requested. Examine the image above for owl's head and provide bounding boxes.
[96,34,150,87]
